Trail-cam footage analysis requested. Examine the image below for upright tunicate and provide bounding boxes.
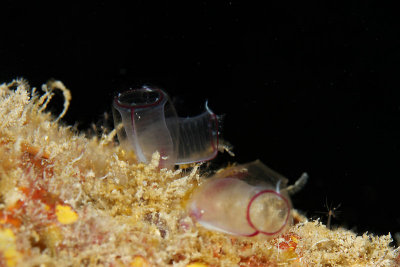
[112,86,219,168]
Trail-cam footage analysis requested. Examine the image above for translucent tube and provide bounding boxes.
[112,86,219,168]
[188,160,292,238]
[175,102,218,164]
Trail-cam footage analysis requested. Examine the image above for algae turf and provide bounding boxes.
[0,79,398,266]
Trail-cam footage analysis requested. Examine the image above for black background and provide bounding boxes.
[1,1,400,238]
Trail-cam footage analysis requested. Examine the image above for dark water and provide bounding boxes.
[1,1,399,238]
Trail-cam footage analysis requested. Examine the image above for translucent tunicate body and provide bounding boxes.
[188,160,292,238]
[112,86,219,168]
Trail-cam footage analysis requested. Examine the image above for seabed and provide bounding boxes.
[0,79,398,266]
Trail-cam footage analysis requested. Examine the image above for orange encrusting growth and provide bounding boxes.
[18,186,78,225]
[272,232,302,264]
[0,201,23,228]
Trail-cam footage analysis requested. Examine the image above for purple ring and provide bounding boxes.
[246,189,291,236]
